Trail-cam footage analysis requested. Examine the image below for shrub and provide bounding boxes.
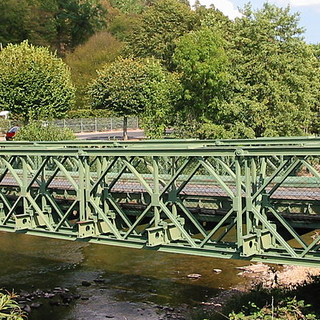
[15,121,76,141]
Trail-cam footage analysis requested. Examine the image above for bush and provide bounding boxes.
[15,121,76,141]
[64,31,122,110]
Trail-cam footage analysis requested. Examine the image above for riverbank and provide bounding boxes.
[194,263,320,320]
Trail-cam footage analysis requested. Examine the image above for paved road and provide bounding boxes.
[75,129,145,140]
[76,129,173,140]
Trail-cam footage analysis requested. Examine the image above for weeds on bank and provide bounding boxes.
[190,276,320,320]
[229,297,317,319]
[0,290,25,320]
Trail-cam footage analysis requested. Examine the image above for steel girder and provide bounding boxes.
[0,138,320,266]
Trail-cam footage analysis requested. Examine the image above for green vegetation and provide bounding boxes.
[228,298,316,319]
[190,276,320,320]
[64,31,122,110]
[0,290,25,320]
[15,121,76,141]
[173,27,231,139]
[228,3,320,138]
[0,41,75,123]
[1,0,320,139]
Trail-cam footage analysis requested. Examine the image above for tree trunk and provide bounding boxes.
[123,116,128,140]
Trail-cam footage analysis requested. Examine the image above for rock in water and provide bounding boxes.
[187,273,201,279]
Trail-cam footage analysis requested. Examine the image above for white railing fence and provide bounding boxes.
[0,117,140,134]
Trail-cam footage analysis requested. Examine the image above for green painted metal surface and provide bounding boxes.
[1,137,320,266]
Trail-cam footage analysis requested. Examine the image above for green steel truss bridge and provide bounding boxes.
[1,137,320,267]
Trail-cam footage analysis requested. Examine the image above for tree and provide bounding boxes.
[228,3,320,137]
[108,13,142,41]
[109,0,147,14]
[123,0,198,69]
[172,27,234,139]
[195,2,233,37]
[89,57,181,138]
[0,0,48,47]
[170,2,320,139]
[0,41,75,122]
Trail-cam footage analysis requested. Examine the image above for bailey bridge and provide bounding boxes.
[1,137,320,267]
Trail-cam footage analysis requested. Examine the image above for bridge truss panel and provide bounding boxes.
[0,138,320,266]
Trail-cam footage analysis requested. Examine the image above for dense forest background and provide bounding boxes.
[1,0,320,139]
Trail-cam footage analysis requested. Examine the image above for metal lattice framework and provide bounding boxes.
[1,137,320,266]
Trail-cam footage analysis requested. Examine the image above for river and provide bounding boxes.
[0,231,250,320]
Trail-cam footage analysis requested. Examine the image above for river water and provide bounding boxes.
[0,231,250,320]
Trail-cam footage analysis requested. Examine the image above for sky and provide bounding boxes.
[189,0,320,44]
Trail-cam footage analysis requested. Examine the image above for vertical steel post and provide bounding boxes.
[153,156,160,226]
[22,157,28,215]
[235,157,243,248]
[259,157,267,220]
[171,156,177,217]
[85,157,91,219]
[78,157,86,221]
[245,158,252,234]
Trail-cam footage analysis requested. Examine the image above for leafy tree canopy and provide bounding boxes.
[123,0,198,69]
[0,41,75,122]
[109,0,152,14]
[50,0,107,53]
[110,0,190,14]
[108,13,142,41]
[228,3,320,137]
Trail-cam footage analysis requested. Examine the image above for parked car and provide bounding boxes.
[5,126,20,141]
